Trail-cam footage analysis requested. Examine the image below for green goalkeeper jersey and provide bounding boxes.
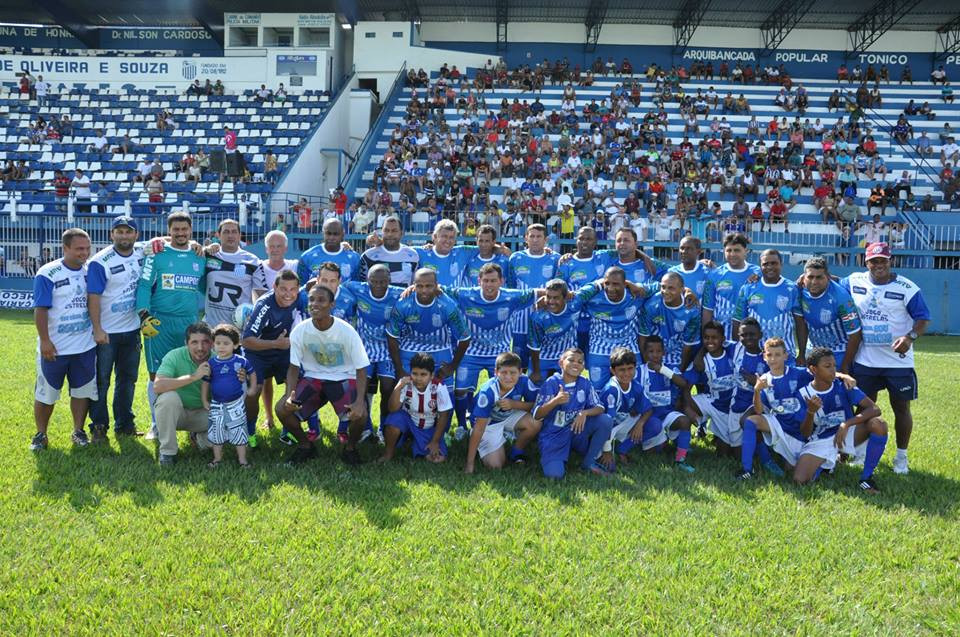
[135,246,206,318]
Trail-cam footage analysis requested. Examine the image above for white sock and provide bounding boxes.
[895,448,908,459]
[147,380,157,426]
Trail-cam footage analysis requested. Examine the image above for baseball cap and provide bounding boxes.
[112,216,138,232]
[864,242,891,261]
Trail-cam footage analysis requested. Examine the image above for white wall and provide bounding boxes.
[273,75,364,200]
[349,89,374,157]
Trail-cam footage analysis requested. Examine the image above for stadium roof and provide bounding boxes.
[1,0,957,33]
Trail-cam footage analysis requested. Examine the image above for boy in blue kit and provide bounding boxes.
[598,348,649,469]
[378,353,452,464]
[629,337,697,470]
[201,324,258,468]
[464,352,541,473]
[533,348,614,478]
[687,321,739,455]
[798,347,889,493]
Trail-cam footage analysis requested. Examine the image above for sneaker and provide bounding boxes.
[114,426,142,437]
[29,432,48,451]
[144,423,158,440]
[71,430,90,447]
[341,448,363,466]
[286,445,318,465]
[158,453,177,465]
[359,428,374,444]
[375,428,386,446]
[278,430,296,446]
[90,425,108,444]
[248,433,258,449]
[511,451,529,465]
[453,425,469,442]
[761,459,786,478]
[893,454,909,475]
[858,478,880,493]
[675,459,696,473]
[734,469,754,481]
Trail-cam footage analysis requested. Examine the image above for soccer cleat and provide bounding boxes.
[375,428,386,446]
[359,429,374,444]
[696,424,708,439]
[893,454,909,475]
[71,430,90,447]
[761,459,786,478]
[675,459,696,473]
[341,448,363,466]
[734,469,755,481]
[453,426,469,442]
[29,432,48,451]
[90,425,108,444]
[158,454,177,465]
[511,452,529,465]
[248,434,258,449]
[858,478,880,494]
[144,424,158,440]
[286,445,318,465]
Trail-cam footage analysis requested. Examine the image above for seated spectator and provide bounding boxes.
[837,64,848,81]
[263,151,278,184]
[275,83,287,103]
[86,129,108,154]
[917,131,933,155]
[931,65,948,85]
[943,82,954,103]
[836,196,861,229]
[942,137,959,166]
[254,84,271,102]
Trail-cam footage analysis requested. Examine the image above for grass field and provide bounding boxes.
[1,308,958,635]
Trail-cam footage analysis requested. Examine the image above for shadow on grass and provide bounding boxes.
[30,430,958,525]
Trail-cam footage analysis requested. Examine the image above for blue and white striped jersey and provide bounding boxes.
[344,282,403,363]
[798,379,867,441]
[639,293,702,369]
[298,284,357,323]
[462,251,510,287]
[668,261,713,299]
[386,294,470,354]
[636,364,682,418]
[733,277,801,356]
[473,375,539,424]
[582,290,647,357]
[507,250,559,335]
[730,342,768,413]
[447,287,537,358]
[297,245,360,283]
[599,378,650,426]
[757,367,814,440]
[686,343,739,411]
[415,246,476,287]
[796,280,862,357]
[702,263,762,340]
[557,253,607,331]
[528,284,599,362]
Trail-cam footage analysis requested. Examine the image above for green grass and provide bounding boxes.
[1,308,958,635]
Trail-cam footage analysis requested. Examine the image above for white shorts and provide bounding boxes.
[478,409,527,458]
[841,425,868,461]
[610,413,642,444]
[760,414,839,470]
[641,411,684,451]
[693,394,741,447]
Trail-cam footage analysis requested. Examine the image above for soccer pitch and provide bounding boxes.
[1,309,957,635]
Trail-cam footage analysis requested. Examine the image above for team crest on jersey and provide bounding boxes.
[432,312,443,327]
[497,307,509,321]
[476,393,489,408]
[819,308,833,325]
[775,295,790,311]
[541,264,553,278]
[192,262,200,272]
[576,389,585,402]
[673,319,686,332]
[625,306,636,319]
[161,273,175,289]
[342,265,352,278]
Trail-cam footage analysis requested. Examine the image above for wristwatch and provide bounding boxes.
[907,330,919,341]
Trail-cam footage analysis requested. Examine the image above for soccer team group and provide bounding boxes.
[30,210,930,490]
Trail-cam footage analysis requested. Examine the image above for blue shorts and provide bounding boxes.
[383,410,448,458]
[366,358,396,380]
[247,352,289,385]
[35,347,98,404]
[852,363,918,402]
[401,349,453,391]
[512,333,530,368]
[536,357,561,380]
[456,354,497,392]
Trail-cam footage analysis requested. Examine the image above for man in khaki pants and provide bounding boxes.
[153,322,221,465]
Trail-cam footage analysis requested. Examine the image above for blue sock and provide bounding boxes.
[454,393,471,430]
[246,419,256,436]
[508,446,523,461]
[861,433,888,481]
[811,465,825,482]
[675,429,691,452]
[617,438,636,455]
[307,412,320,434]
[757,441,773,465]
[741,420,758,473]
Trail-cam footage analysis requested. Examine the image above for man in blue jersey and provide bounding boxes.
[841,242,930,474]
[732,249,807,361]
[417,219,511,287]
[795,256,862,373]
[302,262,357,323]
[86,216,144,440]
[668,235,713,299]
[387,268,471,394]
[528,278,602,384]
[358,216,420,285]
[31,228,97,451]
[446,262,542,438]
[606,227,668,286]
[508,223,559,370]
[296,218,360,284]
[241,270,307,439]
[463,224,511,287]
[638,271,701,371]
[701,233,762,340]
[556,226,607,354]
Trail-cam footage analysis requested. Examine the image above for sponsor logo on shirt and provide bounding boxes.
[161,273,201,290]
[109,264,125,274]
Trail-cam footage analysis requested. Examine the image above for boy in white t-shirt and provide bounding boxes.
[378,353,452,463]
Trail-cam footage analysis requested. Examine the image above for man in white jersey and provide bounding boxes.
[842,243,930,474]
[203,218,264,326]
[253,230,297,299]
[86,216,146,441]
[358,216,420,285]
[30,228,98,451]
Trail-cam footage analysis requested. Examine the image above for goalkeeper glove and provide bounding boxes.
[140,313,161,338]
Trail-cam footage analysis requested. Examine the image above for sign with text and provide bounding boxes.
[0,290,33,310]
[0,25,221,53]
[276,54,318,76]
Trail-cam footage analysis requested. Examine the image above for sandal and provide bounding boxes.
[207,460,221,469]
[239,462,253,469]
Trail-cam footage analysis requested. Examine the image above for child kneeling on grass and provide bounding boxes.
[201,324,258,469]
[464,352,541,474]
[378,353,451,463]
[533,347,613,479]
